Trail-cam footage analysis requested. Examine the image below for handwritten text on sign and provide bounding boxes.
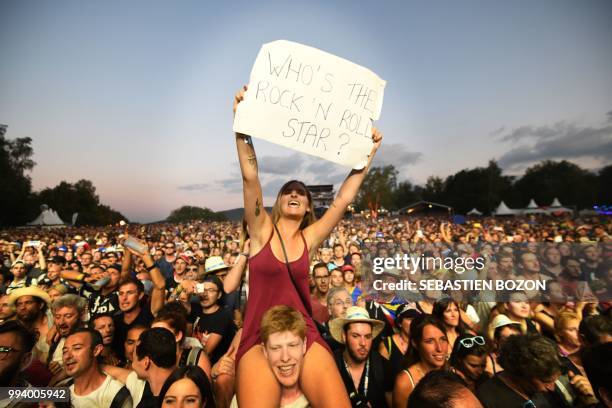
[233,40,386,169]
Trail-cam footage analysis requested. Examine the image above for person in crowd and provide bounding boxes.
[112,277,154,363]
[8,286,52,360]
[5,260,36,293]
[0,320,36,388]
[159,365,216,408]
[392,315,449,408]
[449,334,490,393]
[91,313,120,365]
[192,275,236,366]
[63,327,133,408]
[554,311,582,357]
[105,327,178,407]
[152,307,212,378]
[48,294,87,384]
[310,262,331,324]
[329,306,389,407]
[0,293,15,323]
[332,243,346,268]
[433,298,469,350]
[485,314,522,375]
[87,263,121,315]
[233,86,382,407]
[123,324,148,370]
[379,304,421,380]
[341,264,362,303]
[37,256,68,289]
[317,286,353,352]
[330,267,345,289]
[258,305,310,408]
[497,291,541,334]
[47,283,69,303]
[477,334,595,408]
[582,342,612,408]
[407,370,484,408]
[564,314,612,376]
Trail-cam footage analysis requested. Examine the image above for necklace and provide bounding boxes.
[343,356,369,398]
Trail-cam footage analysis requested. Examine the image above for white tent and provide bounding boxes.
[524,199,546,214]
[467,208,483,216]
[547,197,572,214]
[494,201,519,216]
[27,207,65,226]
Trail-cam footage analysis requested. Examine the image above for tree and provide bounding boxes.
[166,206,226,223]
[356,165,398,213]
[514,160,597,209]
[392,180,421,209]
[0,125,36,226]
[596,165,612,205]
[33,179,127,226]
[421,176,445,203]
[443,161,514,214]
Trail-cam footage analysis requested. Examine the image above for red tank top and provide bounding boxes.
[236,230,329,364]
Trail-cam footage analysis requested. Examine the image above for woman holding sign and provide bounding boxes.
[233,86,382,407]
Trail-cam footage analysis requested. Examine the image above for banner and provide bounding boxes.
[233,40,386,169]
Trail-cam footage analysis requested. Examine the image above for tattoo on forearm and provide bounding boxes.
[255,198,261,217]
[247,154,257,168]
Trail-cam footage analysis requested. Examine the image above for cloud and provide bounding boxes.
[607,110,612,123]
[373,143,422,169]
[258,153,304,174]
[497,118,612,168]
[177,183,209,191]
[489,126,506,136]
[499,121,571,143]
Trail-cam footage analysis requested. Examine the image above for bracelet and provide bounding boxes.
[240,252,249,258]
[145,263,157,271]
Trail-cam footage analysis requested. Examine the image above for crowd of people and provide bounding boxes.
[0,90,610,408]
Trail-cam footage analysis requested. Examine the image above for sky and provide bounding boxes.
[1,0,611,223]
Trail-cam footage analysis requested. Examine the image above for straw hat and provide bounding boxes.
[204,256,229,275]
[7,286,52,308]
[329,306,385,344]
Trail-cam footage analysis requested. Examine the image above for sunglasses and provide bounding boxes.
[458,336,485,349]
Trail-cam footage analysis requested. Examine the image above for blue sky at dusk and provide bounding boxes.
[1,0,611,222]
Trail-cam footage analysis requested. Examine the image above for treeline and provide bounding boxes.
[1,126,127,227]
[357,160,611,214]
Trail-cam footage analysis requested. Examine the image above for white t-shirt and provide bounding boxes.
[70,374,133,408]
[125,371,148,407]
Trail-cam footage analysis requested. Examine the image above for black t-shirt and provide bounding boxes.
[112,306,154,362]
[476,375,561,408]
[196,306,236,364]
[334,349,390,408]
[86,287,119,316]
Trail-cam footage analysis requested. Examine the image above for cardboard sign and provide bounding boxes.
[233,40,386,169]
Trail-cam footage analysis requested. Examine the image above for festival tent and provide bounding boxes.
[494,201,519,216]
[523,199,546,214]
[547,197,573,215]
[467,208,483,216]
[27,206,66,226]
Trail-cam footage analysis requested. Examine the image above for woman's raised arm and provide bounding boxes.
[304,127,383,250]
[234,86,272,248]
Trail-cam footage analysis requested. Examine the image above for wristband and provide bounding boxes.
[145,263,157,272]
[240,252,249,258]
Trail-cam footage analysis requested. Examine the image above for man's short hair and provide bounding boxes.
[326,286,350,306]
[582,343,612,402]
[118,276,144,293]
[135,328,177,368]
[312,262,329,275]
[51,294,86,314]
[260,305,306,344]
[0,320,36,353]
[579,315,612,345]
[69,327,104,351]
[408,370,469,408]
[498,334,562,380]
